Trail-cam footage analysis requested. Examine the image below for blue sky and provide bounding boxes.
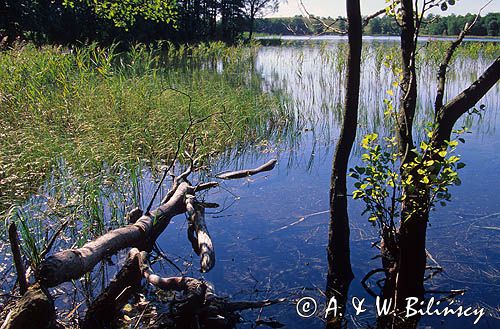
[270,0,500,18]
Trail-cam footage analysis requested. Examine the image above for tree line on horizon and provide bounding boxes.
[0,0,278,45]
[255,13,500,37]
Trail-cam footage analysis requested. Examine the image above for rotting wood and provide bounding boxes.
[82,248,144,329]
[8,223,28,295]
[186,195,215,273]
[215,159,277,180]
[0,284,55,329]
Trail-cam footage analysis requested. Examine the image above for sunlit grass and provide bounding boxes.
[0,42,287,213]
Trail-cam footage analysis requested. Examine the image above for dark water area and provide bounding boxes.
[1,39,498,328]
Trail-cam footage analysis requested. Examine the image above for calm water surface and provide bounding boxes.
[1,39,498,328]
[157,40,499,328]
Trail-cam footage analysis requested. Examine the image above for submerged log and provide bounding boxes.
[215,159,277,180]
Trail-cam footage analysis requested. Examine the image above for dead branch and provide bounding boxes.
[215,159,277,180]
[361,268,385,298]
[37,180,193,287]
[6,158,278,329]
[82,248,145,329]
[434,3,488,113]
[8,223,28,295]
[37,159,276,287]
[186,196,215,273]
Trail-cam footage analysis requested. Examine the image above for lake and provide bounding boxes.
[166,39,499,328]
[1,38,498,328]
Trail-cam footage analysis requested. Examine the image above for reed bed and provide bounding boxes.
[0,42,288,214]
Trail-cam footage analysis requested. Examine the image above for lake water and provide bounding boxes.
[1,39,498,328]
[158,39,499,328]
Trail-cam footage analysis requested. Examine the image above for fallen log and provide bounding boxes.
[4,159,279,328]
[79,248,285,329]
[37,159,275,287]
[215,159,277,180]
[141,264,285,329]
[37,181,193,287]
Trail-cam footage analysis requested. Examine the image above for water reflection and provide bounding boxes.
[1,39,499,328]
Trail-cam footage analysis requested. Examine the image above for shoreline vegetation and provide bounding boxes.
[0,42,288,215]
[254,13,500,38]
[253,33,500,40]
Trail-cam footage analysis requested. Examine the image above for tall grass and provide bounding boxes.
[0,42,287,213]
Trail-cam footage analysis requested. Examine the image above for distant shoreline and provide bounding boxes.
[255,34,500,43]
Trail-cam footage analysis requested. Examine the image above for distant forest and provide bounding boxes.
[255,13,500,37]
[1,0,277,45]
[1,1,498,46]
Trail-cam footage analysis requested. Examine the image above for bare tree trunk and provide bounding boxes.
[326,0,361,325]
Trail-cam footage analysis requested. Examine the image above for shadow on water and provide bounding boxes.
[1,39,499,328]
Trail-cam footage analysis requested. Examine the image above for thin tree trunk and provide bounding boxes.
[326,0,361,324]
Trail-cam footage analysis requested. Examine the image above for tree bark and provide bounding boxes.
[82,249,145,329]
[8,223,28,295]
[435,56,500,145]
[37,181,192,287]
[326,0,361,324]
[397,0,417,159]
[0,284,55,329]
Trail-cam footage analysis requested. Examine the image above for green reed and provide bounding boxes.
[0,42,288,214]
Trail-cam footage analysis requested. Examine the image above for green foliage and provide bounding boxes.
[253,12,500,37]
[0,0,264,45]
[0,43,286,212]
[62,0,177,28]
[350,128,466,226]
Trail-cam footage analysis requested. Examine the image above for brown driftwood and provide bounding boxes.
[186,196,215,273]
[37,181,192,287]
[215,159,277,180]
[78,249,286,329]
[144,272,214,297]
[8,223,28,295]
[82,248,145,329]
[0,284,55,329]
